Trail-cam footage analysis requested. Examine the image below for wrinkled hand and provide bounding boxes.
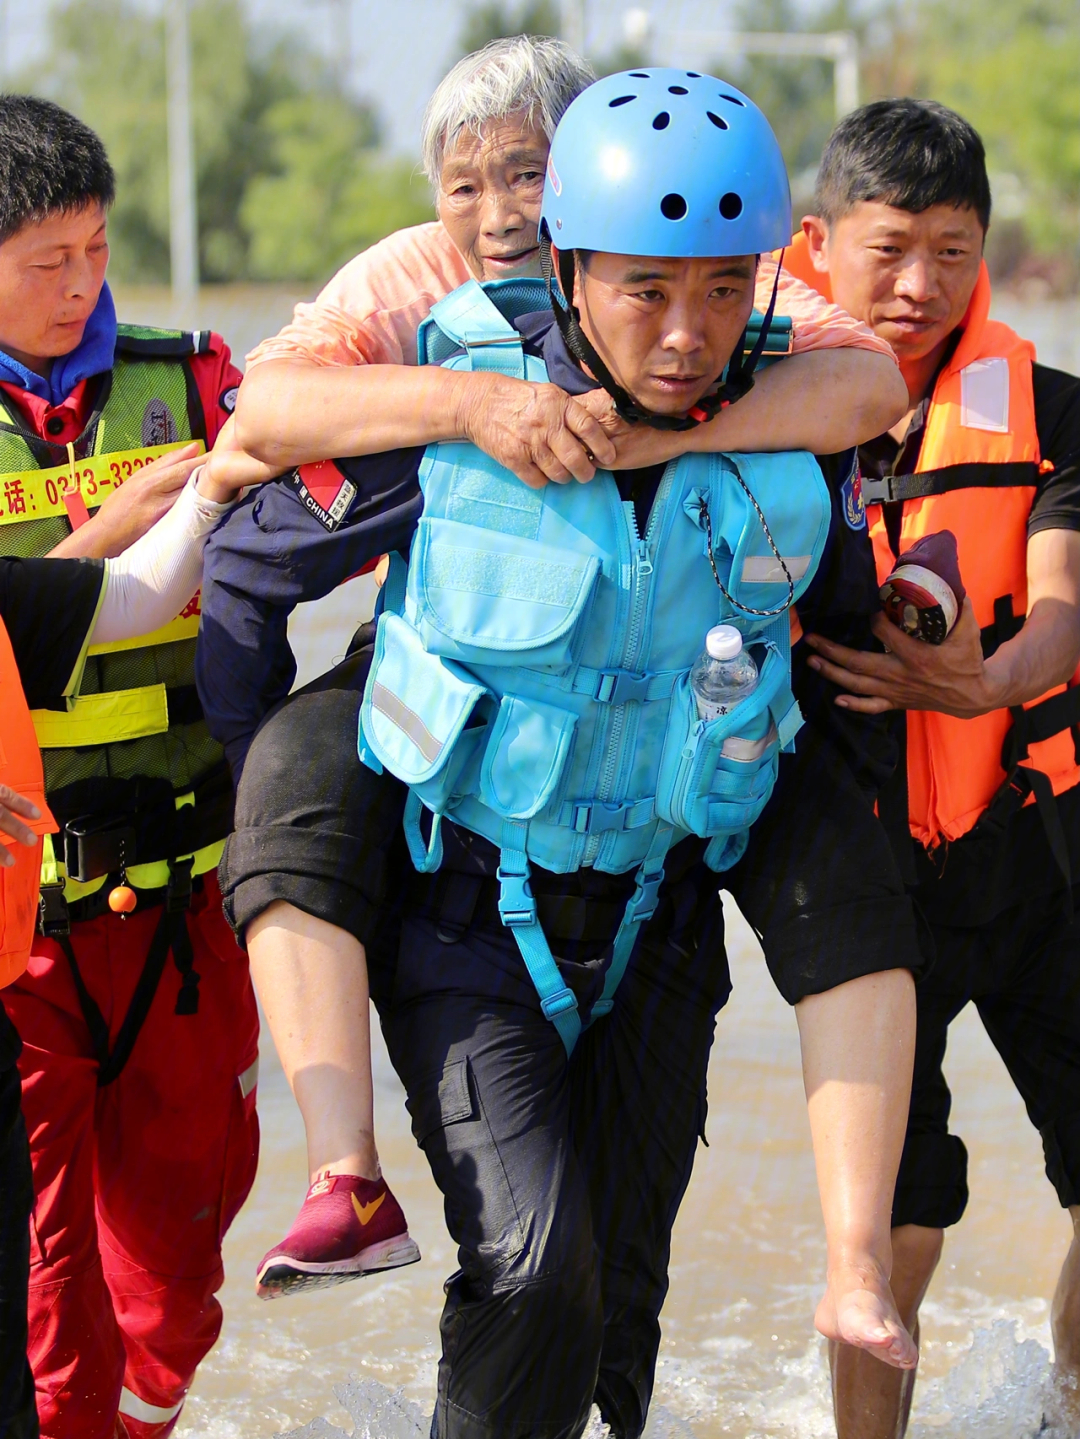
[805,599,998,717]
[196,415,283,504]
[458,373,616,488]
[574,387,688,470]
[0,783,40,868]
[72,441,205,557]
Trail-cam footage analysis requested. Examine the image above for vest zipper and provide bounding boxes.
[583,462,675,865]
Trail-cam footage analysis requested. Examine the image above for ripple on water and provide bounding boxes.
[257,1319,1066,1439]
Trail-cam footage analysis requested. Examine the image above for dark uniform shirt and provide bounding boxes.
[198,311,889,784]
[858,361,1080,916]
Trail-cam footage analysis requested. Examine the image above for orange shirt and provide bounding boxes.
[246,221,897,372]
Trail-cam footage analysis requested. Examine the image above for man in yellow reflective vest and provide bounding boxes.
[0,97,260,1438]
[786,99,1080,1437]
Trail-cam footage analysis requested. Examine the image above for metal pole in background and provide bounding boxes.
[562,0,586,54]
[672,30,860,120]
[0,0,9,86]
[165,0,199,323]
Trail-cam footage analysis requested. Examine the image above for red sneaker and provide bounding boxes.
[256,1174,420,1299]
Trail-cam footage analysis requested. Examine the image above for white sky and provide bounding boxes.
[5,0,751,156]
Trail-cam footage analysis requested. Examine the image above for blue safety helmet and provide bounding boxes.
[540,68,791,259]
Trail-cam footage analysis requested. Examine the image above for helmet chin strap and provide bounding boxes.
[539,224,784,433]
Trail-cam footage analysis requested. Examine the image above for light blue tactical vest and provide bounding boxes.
[361,279,832,1053]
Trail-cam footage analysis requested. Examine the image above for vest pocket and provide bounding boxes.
[479,693,578,820]
[655,645,784,848]
[410,517,600,672]
[362,613,491,813]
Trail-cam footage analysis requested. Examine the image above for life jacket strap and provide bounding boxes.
[861,460,1041,506]
[980,594,1026,659]
[496,841,581,1056]
[589,824,672,1024]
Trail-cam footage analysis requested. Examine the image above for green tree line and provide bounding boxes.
[23,0,433,285]
[18,0,1079,288]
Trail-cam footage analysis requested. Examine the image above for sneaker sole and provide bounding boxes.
[256,1234,421,1300]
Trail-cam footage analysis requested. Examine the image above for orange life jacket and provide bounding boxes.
[0,615,57,986]
[781,233,1080,852]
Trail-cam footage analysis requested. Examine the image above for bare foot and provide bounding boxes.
[816,1262,919,1370]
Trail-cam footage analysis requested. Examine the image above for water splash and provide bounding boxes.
[272,1320,1072,1439]
[909,1319,1054,1439]
[276,1377,426,1439]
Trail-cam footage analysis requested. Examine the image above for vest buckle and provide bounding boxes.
[38,881,70,938]
[496,866,536,927]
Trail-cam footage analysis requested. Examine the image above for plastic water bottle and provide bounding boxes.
[690,625,759,721]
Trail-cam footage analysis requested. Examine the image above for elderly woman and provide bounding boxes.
[206,33,921,1434]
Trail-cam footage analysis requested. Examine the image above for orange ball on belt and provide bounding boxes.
[108,885,137,914]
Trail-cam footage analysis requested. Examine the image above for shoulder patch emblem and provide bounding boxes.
[220,384,239,414]
[142,398,179,446]
[288,459,357,531]
[842,467,866,531]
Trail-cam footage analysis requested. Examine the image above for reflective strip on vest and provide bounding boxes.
[0,441,202,527]
[781,242,1080,847]
[31,684,170,748]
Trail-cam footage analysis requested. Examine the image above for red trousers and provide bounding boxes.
[2,874,259,1439]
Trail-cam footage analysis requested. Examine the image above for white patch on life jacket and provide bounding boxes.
[741,555,811,583]
[960,357,1010,433]
[119,1387,184,1423]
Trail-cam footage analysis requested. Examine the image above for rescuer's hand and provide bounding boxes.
[804,600,997,718]
[47,442,204,560]
[456,372,616,488]
[0,783,40,867]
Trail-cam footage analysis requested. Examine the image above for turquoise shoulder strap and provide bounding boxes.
[418,277,550,374]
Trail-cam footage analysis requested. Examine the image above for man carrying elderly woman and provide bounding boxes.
[197,34,924,1438]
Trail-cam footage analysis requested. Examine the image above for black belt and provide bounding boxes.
[409,868,632,949]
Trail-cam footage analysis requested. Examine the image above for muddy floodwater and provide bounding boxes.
[113,284,1079,1437]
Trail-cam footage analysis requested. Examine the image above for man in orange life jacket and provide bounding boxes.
[785,98,1080,1436]
[0,98,262,1439]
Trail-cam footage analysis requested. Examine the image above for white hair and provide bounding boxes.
[421,35,596,187]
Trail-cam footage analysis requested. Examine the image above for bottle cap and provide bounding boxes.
[705,624,743,660]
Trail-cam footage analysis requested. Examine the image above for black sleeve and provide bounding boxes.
[1030,364,1080,536]
[196,446,424,782]
[0,556,105,708]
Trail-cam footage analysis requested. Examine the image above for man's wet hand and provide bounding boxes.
[805,600,998,717]
[457,373,616,488]
[0,783,41,867]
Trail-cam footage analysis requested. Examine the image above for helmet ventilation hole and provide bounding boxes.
[630,72,649,78]
[609,95,636,107]
[668,85,689,94]
[686,71,701,78]
[653,112,670,130]
[719,192,743,220]
[706,111,728,130]
[719,93,746,107]
[661,193,688,220]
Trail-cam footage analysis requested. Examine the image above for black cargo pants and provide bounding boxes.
[367,860,730,1439]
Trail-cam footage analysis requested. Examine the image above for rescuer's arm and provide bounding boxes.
[46,442,205,559]
[802,529,1080,718]
[196,449,424,780]
[235,359,617,490]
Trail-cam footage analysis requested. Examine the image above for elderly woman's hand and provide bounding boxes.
[456,371,617,488]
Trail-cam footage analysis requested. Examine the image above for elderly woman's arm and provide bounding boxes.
[234,357,616,488]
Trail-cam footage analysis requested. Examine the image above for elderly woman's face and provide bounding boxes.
[437,111,549,281]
